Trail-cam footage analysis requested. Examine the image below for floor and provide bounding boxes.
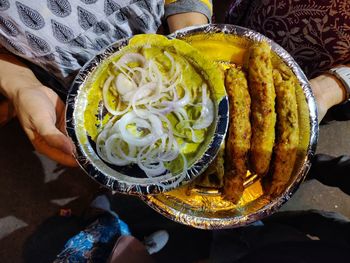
[282,120,350,215]
[1,116,350,262]
[1,2,350,260]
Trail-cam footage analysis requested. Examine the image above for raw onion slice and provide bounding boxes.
[193,84,214,130]
[118,112,157,147]
[114,53,146,68]
[103,75,131,116]
[98,49,215,182]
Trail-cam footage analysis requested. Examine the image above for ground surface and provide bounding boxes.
[1,2,350,260]
[1,118,349,263]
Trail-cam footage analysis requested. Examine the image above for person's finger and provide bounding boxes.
[22,110,77,166]
[42,132,76,156]
[56,109,77,155]
[32,134,78,167]
[31,118,78,166]
[35,117,75,155]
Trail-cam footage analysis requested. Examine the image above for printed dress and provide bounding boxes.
[227,0,350,77]
[0,0,212,93]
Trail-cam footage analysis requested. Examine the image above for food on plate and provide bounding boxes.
[142,29,313,230]
[223,66,251,203]
[265,68,299,196]
[187,41,302,204]
[248,42,276,176]
[90,35,222,187]
[191,143,225,189]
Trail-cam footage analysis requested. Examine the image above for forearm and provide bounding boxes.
[0,54,42,101]
[310,73,346,109]
[310,154,350,196]
[167,12,208,33]
[165,0,212,33]
[310,65,350,121]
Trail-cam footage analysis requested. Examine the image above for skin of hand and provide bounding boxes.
[309,73,347,123]
[167,12,347,125]
[167,11,348,124]
[167,12,209,33]
[0,54,77,167]
[0,13,208,167]
[13,85,77,166]
[0,98,15,126]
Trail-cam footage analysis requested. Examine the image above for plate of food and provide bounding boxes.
[142,24,319,229]
[66,34,229,195]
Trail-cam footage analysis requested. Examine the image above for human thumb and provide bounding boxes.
[35,120,75,155]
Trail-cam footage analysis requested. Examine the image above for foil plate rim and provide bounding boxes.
[142,24,319,229]
[65,35,229,195]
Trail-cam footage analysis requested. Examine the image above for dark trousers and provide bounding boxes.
[210,152,350,262]
[309,154,350,195]
[326,101,350,122]
[210,209,350,263]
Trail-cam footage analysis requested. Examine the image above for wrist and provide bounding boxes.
[4,82,44,102]
[328,66,350,102]
[310,74,345,109]
[167,12,208,33]
[0,54,42,100]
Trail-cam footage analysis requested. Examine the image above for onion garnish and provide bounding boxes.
[114,53,146,68]
[193,84,214,130]
[97,48,215,186]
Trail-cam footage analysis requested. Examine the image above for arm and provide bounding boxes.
[309,65,350,122]
[0,53,77,166]
[310,154,350,196]
[165,0,212,33]
[167,12,208,33]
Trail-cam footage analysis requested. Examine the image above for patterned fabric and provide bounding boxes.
[165,0,212,21]
[54,212,131,263]
[0,0,163,91]
[227,0,350,78]
[0,0,212,94]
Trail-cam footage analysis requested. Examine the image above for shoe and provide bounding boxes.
[90,194,111,212]
[143,230,169,255]
[83,192,116,222]
[320,101,350,125]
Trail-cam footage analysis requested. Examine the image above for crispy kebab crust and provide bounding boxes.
[266,69,299,196]
[224,67,251,203]
[248,42,276,176]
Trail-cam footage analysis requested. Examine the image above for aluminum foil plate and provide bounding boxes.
[142,24,319,229]
[66,35,229,195]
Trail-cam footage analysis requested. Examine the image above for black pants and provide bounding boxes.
[309,99,350,193]
[309,154,350,195]
[209,152,350,263]
[210,209,350,263]
[325,100,350,122]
